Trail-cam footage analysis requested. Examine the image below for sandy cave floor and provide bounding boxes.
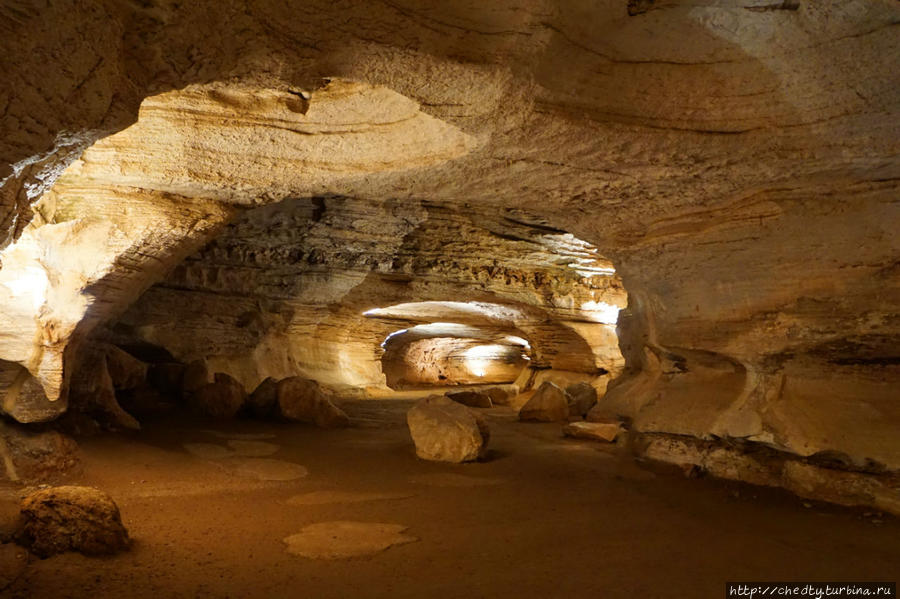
[2,400,898,598]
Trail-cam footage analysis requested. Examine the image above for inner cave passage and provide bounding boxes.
[106,196,629,404]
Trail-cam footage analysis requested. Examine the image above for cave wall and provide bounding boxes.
[0,0,898,495]
[108,195,624,396]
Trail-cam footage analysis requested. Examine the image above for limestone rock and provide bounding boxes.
[189,373,246,418]
[0,424,80,483]
[565,382,597,419]
[68,348,140,431]
[102,345,147,391]
[245,377,278,418]
[0,365,67,424]
[519,382,569,423]
[14,486,129,558]
[407,395,489,463]
[182,359,214,395]
[563,421,621,443]
[276,377,349,428]
[446,390,492,409]
[484,386,517,406]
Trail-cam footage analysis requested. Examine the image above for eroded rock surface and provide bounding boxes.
[519,382,570,423]
[565,382,598,419]
[276,377,349,428]
[407,395,490,463]
[14,486,129,558]
[446,390,492,409]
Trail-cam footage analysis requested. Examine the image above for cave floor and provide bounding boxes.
[5,400,898,598]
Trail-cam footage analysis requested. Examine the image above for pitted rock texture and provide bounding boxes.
[14,486,129,558]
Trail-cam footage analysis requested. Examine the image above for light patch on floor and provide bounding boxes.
[227,458,308,481]
[408,473,505,487]
[227,440,279,457]
[283,522,417,559]
[183,442,234,460]
[285,490,416,506]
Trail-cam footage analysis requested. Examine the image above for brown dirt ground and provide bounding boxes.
[2,400,898,598]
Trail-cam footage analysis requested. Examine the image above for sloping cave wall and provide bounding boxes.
[0,0,898,507]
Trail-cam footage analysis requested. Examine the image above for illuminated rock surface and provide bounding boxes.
[0,0,897,515]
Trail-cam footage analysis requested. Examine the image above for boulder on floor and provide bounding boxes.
[484,386,517,406]
[189,373,247,418]
[246,377,278,418]
[276,377,349,428]
[563,420,622,442]
[446,389,492,408]
[565,382,597,419]
[407,395,490,463]
[518,381,569,422]
[14,486,129,558]
[182,359,214,396]
[0,424,80,483]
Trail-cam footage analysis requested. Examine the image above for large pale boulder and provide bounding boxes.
[565,382,598,419]
[519,381,569,422]
[446,390,492,409]
[0,364,67,424]
[14,486,130,557]
[276,377,349,428]
[189,372,246,418]
[407,395,490,463]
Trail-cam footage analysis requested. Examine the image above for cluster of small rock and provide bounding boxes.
[407,381,625,464]
[65,343,349,430]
